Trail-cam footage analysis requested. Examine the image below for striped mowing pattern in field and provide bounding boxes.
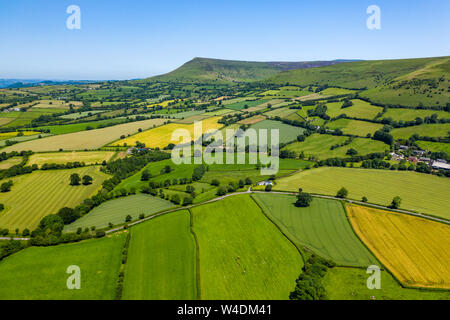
[252,194,378,267]
[0,166,110,231]
[347,205,450,289]
[27,151,116,167]
[122,210,197,300]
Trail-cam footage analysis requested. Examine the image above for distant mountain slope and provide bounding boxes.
[267,56,450,107]
[143,57,356,83]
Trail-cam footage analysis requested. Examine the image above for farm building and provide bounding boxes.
[431,161,450,171]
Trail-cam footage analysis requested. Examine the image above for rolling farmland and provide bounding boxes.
[122,211,197,300]
[249,119,305,144]
[65,194,176,231]
[347,205,450,289]
[27,151,116,167]
[191,195,303,299]
[326,118,383,137]
[0,166,109,231]
[390,123,450,140]
[252,194,377,267]
[2,118,166,152]
[275,167,450,219]
[0,235,125,299]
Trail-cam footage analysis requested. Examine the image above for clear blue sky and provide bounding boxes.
[0,0,448,80]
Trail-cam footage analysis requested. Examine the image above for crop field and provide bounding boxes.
[59,110,107,120]
[391,123,450,140]
[324,267,450,300]
[347,205,450,289]
[0,156,23,169]
[249,119,305,144]
[0,234,125,299]
[252,194,377,267]
[264,107,300,119]
[275,167,450,219]
[122,210,197,299]
[382,108,450,121]
[225,99,270,111]
[0,131,41,140]
[31,99,83,109]
[112,116,222,149]
[326,118,383,137]
[0,166,109,231]
[283,134,388,160]
[416,141,450,154]
[3,118,166,152]
[237,114,266,125]
[65,194,176,231]
[191,195,303,299]
[0,133,52,147]
[27,151,115,167]
[326,99,383,120]
[0,108,65,128]
[36,118,126,135]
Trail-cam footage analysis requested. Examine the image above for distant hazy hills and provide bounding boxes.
[0,79,99,89]
[143,57,358,83]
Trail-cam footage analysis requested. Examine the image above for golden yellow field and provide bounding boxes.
[147,99,177,108]
[112,116,222,149]
[347,205,450,289]
[237,115,266,125]
[0,131,40,140]
[27,151,116,167]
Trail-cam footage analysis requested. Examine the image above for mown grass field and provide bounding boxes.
[0,234,125,299]
[112,116,222,149]
[65,194,176,231]
[27,151,115,167]
[264,107,300,119]
[36,118,127,135]
[416,141,450,154]
[347,205,450,289]
[0,108,64,128]
[225,99,270,111]
[275,167,450,219]
[191,195,303,300]
[252,194,377,267]
[0,133,52,147]
[283,134,389,160]
[0,166,109,231]
[122,210,197,300]
[249,119,305,144]
[3,118,166,152]
[391,123,450,140]
[324,267,450,300]
[326,118,383,137]
[0,156,23,169]
[59,110,106,120]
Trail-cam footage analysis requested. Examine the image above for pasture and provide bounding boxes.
[0,234,125,299]
[283,134,388,160]
[112,117,222,149]
[326,99,383,120]
[27,151,115,167]
[0,157,23,170]
[347,205,450,289]
[191,195,303,300]
[382,108,450,122]
[225,99,270,111]
[122,210,197,300]
[416,141,450,154]
[249,119,305,144]
[326,118,383,137]
[65,194,176,231]
[3,118,166,152]
[0,133,52,147]
[391,123,450,140]
[324,267,450,300]
[252,194,377,267]
[0,166,109,231]
[36,118,126,135]
[275,167,450,219]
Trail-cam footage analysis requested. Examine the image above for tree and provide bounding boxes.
[0,180,13,193]
[139,213,145,219]
[244,177,253,185]
[182,196,193,206]
[57,207,80,225]
[346,148,358,156]
[211,179,220,186]
[362,196,368,203]
[82,175,93,185]
[295,188,312,207]
[216,186,227,196]
[265,184,272,192]
[22,228,30,237]
[70,173,81,186]
[170,194,181,205]
[390,196,402,209]
[141,169,151,181]
[125,215,132,223]
[336,187,348,199]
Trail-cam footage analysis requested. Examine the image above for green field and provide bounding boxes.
[0,133,52,147]
[324,267,450,300]
[391,123,450,140]
[326,118,383,137]
[65,194,176,231]
[122,210,197,299]
[59,110,107,120]
[27,151,115,167]
[382,108,450,122]
[0,166,109,231]
[252,194,377,267]
[36,118,126,135]
[226,99,270,111]
[275,167,450,219]
[249,119,305,144]
[0,235,125,299]
[0,108,64,128]
[284,134,389,160]
[326,99,383,120]
[191,195,303,299]
[416,141,450,154]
